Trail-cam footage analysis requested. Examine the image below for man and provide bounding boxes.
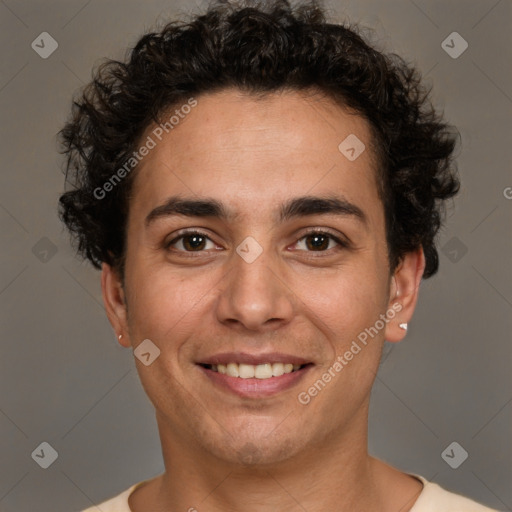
[58,1,497,510]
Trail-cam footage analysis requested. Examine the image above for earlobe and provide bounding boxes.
[101,263,131,348]
[385,247,425,343]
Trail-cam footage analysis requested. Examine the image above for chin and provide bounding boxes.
[200,429,301,467]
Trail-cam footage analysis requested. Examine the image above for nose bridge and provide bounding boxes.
[216,239,293,330]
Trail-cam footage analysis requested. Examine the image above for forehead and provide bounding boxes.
[129,88,382,225]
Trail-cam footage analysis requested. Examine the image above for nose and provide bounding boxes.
[215,244,295,332]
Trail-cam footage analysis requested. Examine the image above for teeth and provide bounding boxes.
[207,362,304,379]
[271,362,284,377]
[226,363,239,377]
[239,364,255,378]
[255,363,272,379]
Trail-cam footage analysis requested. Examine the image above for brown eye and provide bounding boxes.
[295,231,345,252]
[166,231,215,252]
[305,233,330,251]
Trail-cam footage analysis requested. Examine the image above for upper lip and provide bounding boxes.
[198,352,312,366]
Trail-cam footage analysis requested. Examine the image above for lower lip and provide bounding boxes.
[198,365,313,398]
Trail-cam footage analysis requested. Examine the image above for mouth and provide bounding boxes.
[196,354,314,398]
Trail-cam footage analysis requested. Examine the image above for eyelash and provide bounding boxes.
[164,229,349,255]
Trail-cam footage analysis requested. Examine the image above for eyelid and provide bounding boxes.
[296,227,350,244]
[292,227,350,252]
[164,228,220,250]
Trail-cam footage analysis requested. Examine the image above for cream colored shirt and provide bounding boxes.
[80,474,499,511]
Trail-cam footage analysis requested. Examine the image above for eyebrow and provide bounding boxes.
[144,194,367,227]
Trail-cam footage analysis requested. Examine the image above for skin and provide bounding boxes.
[102,88,426,512]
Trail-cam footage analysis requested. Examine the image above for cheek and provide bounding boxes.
[302,264,386,333]
[125,264,217,342]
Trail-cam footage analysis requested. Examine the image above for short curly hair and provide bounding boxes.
[58,0,460,280]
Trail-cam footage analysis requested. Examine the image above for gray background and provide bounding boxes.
[0,0,510,510]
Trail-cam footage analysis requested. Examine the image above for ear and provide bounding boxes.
[101,262,131,348]
[384,246,426,343]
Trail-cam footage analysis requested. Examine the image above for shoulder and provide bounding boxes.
[80,480,147,512]
[410,474,500,512]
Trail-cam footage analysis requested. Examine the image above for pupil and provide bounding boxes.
[185,235,205,250]
[307,234,328,251]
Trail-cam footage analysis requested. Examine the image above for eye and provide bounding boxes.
[293,230,347,252]
[164,228,348,255]
[165,230,218,252]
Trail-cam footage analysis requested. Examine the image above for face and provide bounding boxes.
[103,88,423,467]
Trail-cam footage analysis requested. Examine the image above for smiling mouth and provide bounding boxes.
[199,362,311,380]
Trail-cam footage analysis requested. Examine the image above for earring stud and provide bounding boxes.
[399,323,408,331]
[118,334,123,340]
